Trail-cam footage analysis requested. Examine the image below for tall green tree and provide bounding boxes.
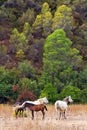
[39,29,83,95]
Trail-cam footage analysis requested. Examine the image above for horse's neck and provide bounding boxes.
[63,98,69,104]
[37,99,43,104]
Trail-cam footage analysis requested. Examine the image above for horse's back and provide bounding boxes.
[55,100,67,111]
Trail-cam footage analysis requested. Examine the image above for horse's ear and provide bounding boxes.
[69,95,71,98]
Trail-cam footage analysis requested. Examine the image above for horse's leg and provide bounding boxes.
[21,110,24,117]
[42,110,45,120]
[31,110,34,120]
[55,109,59,120]
[63,111,66,119]
[59,111,62,119]
[15,110,18,118]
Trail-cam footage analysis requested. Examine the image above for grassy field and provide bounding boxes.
[0,104,87,130]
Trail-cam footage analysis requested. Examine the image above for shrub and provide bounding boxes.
[40,83,58,103]
[80,88,87,103]
[59,85,81,103]
[17,90,36,101]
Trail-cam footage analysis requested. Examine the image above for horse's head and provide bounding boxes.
[43,97,49,104]
[63,96,73,103]
[37,97,49,104]
[68,96,73,103]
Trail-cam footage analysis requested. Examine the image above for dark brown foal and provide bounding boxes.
[14,104,25,118]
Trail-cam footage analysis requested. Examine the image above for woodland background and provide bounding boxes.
[0,0,87,104]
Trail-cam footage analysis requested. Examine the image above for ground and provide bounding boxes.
[0,104,87,130]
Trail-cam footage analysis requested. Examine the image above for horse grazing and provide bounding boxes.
[14,104,25,118]
[55,96,73,119]
[28,104,48,120]
[13,100,25,107]
[14,103,35,118]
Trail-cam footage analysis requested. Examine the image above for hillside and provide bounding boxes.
[0,0,87,103]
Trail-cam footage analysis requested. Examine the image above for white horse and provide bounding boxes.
[35,97,49,104]
[55,96,73,119]
[14,97,49,107]
[22,97,49,106]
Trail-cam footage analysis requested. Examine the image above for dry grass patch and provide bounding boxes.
[0,104,87,130]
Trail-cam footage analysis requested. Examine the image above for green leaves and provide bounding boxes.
[18,60,35,77]
[43,29,73,67]
[59,85,81,103]
[40,83,58,103]
[10,27,28,52]
[0,44,7,57]
[39,29,83,100]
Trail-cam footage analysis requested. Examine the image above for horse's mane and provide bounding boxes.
[37,99,43,104]
[63,97,68,102]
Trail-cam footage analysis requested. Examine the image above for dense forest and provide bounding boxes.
[0,0,87,103]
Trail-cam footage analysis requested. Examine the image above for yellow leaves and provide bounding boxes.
[32,2,52,36]
[32,14,42,28]
[57,5,72,13]
[41,2,50,13]
[70,48,79,54]
[34,15,42,23]
[52,4,73,31]
[52,12,63,30]
[54,12,63,19]
[15,49,25,60]
[43,12,52,25]
[36,14,42,20]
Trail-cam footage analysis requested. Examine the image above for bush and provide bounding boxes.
[80,88,87,103]
[17,90,36,101]
[59,85,81,103]
[18,60,35,77]
[40,83,58,103]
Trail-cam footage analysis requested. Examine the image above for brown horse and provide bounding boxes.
[14,103,47,120]
[23,103,48,120]
[30,104,47,120]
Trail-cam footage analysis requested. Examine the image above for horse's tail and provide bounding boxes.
[44,105,47,111]
[55,101,59,112]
